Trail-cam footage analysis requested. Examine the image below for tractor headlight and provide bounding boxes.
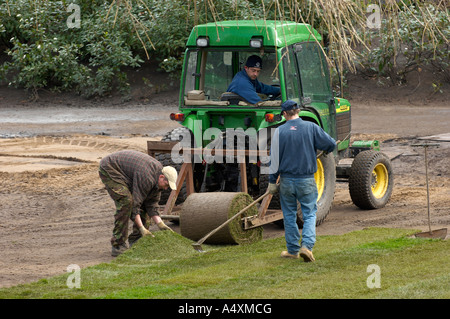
[196,37,209,47]
[249,37,263,48]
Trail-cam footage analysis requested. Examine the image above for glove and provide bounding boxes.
[268,183,279,195]
[139,226,155,237]
[157,221,174,232]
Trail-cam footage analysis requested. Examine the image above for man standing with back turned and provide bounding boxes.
[268,100,336,262]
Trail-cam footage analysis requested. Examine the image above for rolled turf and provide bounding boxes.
[180,192,263,245]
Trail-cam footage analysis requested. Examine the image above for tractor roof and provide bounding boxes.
[186,20,321,48]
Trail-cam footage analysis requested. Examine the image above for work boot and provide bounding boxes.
[299,247,315,262]
[111,243,128,257]
[128,238,138,248]
[280,251,299,259]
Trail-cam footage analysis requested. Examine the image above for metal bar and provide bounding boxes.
[147,140,178,157]
[257,175,281,218]
[424,146,431,234]
[160,215,180,221]
[162,162,192,215]
[239,156,248,193]
[257,192,274,218]
[244,210,284,229]
[411,143,440,235]
[147,140,269,157]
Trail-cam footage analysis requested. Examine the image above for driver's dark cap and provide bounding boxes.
[245,55,262,69]
[281,100,299,112]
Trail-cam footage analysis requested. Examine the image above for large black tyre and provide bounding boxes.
[156,127,193,206]
[297,153,336,227]
[349,150,394,209]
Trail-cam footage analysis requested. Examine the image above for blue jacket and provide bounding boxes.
[269,117,336,183]
[227,70,280,104]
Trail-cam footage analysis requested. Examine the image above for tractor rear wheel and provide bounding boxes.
[297,153,336,227]
[156,127,194,206]
[349,150,394,209]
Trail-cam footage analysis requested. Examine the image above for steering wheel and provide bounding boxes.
[266,84,281,101]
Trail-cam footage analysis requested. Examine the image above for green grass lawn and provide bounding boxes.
[0,227,448,299]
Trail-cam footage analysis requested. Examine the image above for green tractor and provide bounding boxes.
[154,20,394,230]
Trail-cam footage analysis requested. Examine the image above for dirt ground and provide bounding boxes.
[0,73,449,288]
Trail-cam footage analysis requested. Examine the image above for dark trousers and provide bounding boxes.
[99,168,150,247]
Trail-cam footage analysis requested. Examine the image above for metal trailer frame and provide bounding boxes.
[147,140,283,231]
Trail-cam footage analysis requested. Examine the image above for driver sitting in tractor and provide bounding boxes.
[226,55,280,104]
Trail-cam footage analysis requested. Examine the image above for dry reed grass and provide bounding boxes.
[106,0,448,73]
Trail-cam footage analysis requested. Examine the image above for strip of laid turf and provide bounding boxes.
[0,227,448,299]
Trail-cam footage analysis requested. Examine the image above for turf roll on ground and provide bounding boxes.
[180,192,263,245]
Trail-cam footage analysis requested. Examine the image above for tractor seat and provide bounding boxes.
[220,92,247,105]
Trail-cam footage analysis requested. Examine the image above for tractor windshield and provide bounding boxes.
[183,49,280,106]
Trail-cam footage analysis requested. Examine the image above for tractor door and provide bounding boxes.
[293,42,336,139]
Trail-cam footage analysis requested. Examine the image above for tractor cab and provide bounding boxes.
[174,21,346,149]
[183,49,281,105]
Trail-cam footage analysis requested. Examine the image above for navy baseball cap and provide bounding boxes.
[281,100,299,112]
[245,55,262,69]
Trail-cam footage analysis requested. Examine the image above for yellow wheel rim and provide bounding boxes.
[371,163,389,199]
[314,158,325,200]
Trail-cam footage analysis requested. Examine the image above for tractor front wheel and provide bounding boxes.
[349,150,394,209]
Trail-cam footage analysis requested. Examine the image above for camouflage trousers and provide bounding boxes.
[99,167,151,247]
